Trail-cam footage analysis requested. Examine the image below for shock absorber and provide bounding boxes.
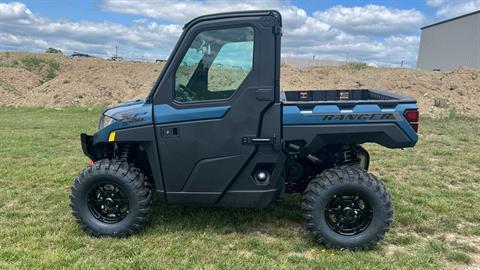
[314,145,362,167]
[338,145,356,165]
[115,144,135,162]
[334,145,369,170]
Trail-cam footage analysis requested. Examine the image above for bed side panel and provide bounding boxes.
[282,103,418,149]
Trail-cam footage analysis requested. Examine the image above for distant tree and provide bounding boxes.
[343,61,368,71]
[45,48,63,54]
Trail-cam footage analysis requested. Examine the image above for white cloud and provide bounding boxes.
[314,5,424,36]
[426,0,445,7]
[0,32,25,46]
[100,0,281,23]
[99,0,424,66]
[429,0,480,18]
[0,1,426,66]
[101,0,313,34]
[384,35,420,47]
[282,16,340,48]
[0,2,182,59]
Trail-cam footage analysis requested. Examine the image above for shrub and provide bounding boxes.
[343,61,368,71]
[45,48,63,54]
[19,56,60,81]
[20,56,43,71]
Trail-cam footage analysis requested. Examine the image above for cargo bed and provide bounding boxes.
[280,88,419,149]
[281,89,415,106]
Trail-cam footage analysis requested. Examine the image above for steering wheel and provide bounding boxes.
[178,84,198,101]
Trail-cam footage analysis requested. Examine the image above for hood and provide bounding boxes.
[103,99,153,128]
[103,99,145,117]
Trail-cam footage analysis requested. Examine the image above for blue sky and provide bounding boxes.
[17,0,437,24]
[1,0,479,66]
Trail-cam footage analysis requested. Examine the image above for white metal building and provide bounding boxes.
[417,10,480,71]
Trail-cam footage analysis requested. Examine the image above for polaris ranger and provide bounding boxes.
[71,10,419,250]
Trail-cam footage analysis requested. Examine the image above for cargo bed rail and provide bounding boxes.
[281,89,416,107]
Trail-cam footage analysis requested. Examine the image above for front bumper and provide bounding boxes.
[80,133,96,160]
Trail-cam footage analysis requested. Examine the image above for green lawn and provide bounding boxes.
[0,107,479,269]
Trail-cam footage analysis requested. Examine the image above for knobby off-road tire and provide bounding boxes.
[70,159,152,237]
[302,166,393,250]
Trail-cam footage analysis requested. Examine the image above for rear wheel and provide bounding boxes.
[302,166,393,250]
[70,159,152,237]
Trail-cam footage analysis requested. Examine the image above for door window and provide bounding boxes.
[174,26,254,103]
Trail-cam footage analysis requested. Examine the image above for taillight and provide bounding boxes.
[404,109,419,132]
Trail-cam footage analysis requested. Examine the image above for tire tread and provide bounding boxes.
[301,165,393,250]
[70,159,153,237]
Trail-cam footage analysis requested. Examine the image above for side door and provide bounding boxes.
[151,12,281,204]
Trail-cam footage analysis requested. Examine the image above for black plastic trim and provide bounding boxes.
[115,126,166,199]
[80,133,95,160]
[283,123,415,150]
[184,10,281,30]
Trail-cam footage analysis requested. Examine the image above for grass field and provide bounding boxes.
[0,107,479,269]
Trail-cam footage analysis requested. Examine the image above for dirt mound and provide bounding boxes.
[27,59,162,106]
[0,67,42,104]
[0,52,163,106]
[1,52,480,117]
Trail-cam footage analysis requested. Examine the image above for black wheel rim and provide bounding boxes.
[87,182,129,224]
[325,193,373,236]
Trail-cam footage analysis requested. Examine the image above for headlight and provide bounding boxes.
[99,115,116,129]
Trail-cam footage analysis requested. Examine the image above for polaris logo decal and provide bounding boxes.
[319,113,397,121]
[120,111,148,126]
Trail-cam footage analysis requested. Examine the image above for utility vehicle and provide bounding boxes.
[71,10,419,250]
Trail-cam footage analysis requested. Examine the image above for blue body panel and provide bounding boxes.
[153,104,230,124]
[283,103,418,142]
[93,100,231,143]
[93,99,417,146]
[95,100,153,143]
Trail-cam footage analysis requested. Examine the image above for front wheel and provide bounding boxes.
[70,159,153,237]
[302,166,393,250]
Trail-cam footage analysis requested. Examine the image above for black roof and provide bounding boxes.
[183,10,282,30]
[421,9,480,30]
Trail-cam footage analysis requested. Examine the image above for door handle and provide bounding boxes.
[161,127,179,138]
[242,136,274,144]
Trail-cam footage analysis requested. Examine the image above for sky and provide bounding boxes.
[0,0,479,67]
